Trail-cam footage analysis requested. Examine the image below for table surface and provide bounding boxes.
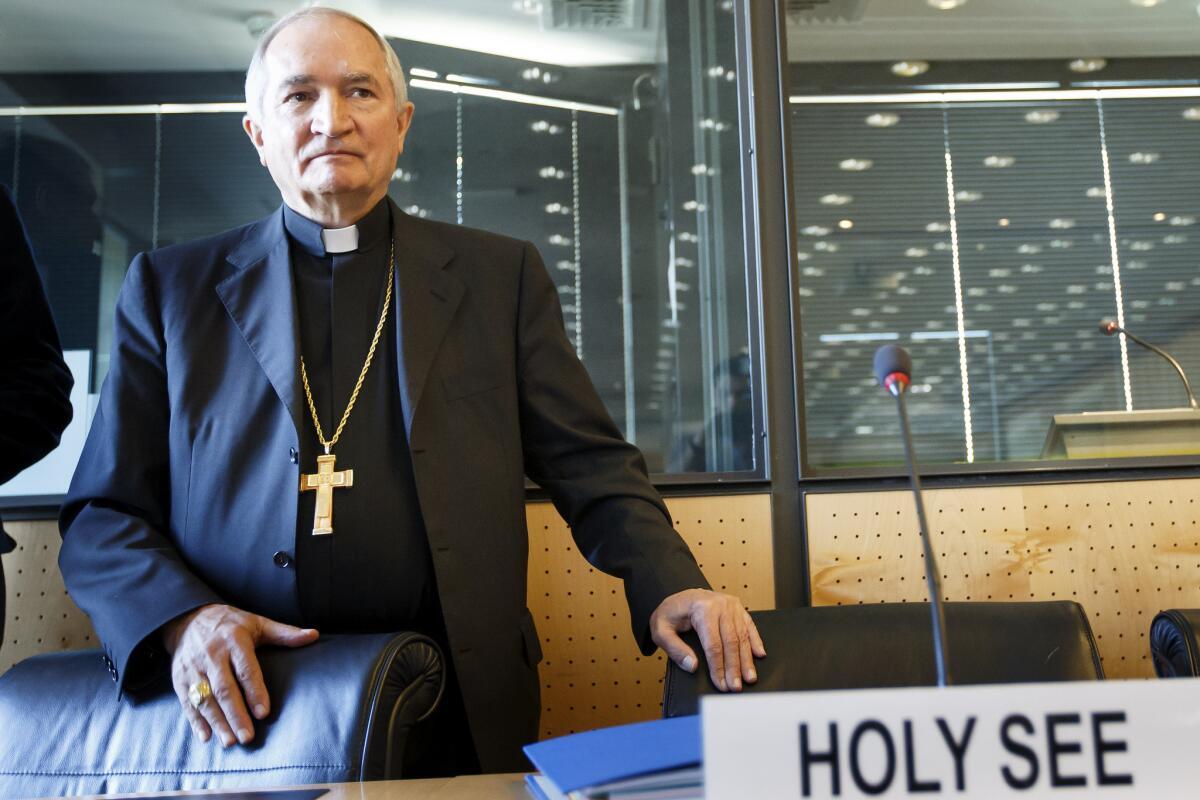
[40,774,531,800]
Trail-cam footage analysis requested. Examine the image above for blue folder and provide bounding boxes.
[522,715,701,794]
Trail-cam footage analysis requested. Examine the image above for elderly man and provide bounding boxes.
[59,8,763,774]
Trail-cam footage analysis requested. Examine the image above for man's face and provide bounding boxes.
[243,15,414,214]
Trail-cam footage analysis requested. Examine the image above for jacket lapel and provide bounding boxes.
[215,209,304,436]
[390,202,462,437]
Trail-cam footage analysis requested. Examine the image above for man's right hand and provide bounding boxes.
[162,603,318,747]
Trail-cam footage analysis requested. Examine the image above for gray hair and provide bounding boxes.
[244,7,408,116]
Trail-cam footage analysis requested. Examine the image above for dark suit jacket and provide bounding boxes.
[59,201,708,771]
[0,185,73,538]
[1,184,73,653]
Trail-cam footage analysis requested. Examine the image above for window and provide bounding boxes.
[0,1,761,502]
[786,0,1200,470]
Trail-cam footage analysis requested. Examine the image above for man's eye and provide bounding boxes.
[285,92,309,103]
[351,88,374,98]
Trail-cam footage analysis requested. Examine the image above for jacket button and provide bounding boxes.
[288,447,299,464]
[273,551,293,568]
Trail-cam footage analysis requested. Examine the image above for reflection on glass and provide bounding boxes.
[787,0,1200,469]
[0,0,755,482]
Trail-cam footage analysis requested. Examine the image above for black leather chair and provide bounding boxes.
[1149,609,1200,677]
[663,601,1103,717]
[0,632,444,798]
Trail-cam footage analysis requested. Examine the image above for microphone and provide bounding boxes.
[873,345,951,687]
[1099,319,1199,410]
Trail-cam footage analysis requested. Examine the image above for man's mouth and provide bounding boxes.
[309,150,359,162]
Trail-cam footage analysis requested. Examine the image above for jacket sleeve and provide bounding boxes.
[513,241,709,654]
[0,186,73,491]
[58,252,222,693]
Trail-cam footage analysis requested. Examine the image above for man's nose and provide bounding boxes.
[311,92,352,138]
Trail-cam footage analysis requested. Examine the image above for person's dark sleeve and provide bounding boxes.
[0,186,73,489]
[514,241,710,655]
[58,252,222,693]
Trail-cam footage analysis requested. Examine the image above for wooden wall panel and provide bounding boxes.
[1,520,96,674]
[527,493,774,738]
[805,478,1200,679]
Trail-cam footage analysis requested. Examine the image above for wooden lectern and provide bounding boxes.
[1041,408,1200,459]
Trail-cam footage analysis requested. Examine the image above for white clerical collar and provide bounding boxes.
[321,224,359,254]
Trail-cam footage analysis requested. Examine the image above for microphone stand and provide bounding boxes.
[1111,325,1199,410]
[887,381,952,688]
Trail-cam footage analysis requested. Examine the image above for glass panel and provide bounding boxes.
[0,0,758,500]
[787,1,1200,470]
[3,112,156,393]
[1104,98,1200,412]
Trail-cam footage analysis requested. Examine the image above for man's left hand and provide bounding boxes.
[650,589,766,692]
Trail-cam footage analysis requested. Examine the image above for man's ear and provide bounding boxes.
[243,115,268,167]
[396,102,415,156]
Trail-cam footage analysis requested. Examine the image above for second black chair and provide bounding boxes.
[663,601,1103,717]
[1148,608,1200,677]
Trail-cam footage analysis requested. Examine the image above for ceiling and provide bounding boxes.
[788,0,1200,62]
[0,0,658,73]
[0,0,1198,75]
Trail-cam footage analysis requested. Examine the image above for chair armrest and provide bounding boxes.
[0,631,443,798]
[1150,609,1200,677]
[663,601,1103,718]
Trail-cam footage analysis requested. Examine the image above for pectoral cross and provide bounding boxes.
[299,453,354,535]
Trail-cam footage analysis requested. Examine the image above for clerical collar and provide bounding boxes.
[282,199,390,258]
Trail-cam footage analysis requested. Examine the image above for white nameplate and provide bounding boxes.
[703,679,1200,798]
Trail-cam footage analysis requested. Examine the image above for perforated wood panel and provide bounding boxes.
[0,498,774,737]
[805,477,1200,679]
[526,493,774,738]
[1,520,96,674]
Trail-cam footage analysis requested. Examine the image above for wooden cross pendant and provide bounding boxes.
[299,453,354,536]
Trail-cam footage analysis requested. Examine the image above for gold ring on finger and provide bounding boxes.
[187,679,213,709]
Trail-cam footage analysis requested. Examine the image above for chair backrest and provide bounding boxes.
[662,601,1103,718]
[0,632,444,798]
[1149,609,1200,677]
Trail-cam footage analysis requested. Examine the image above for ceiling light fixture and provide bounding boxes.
[244,12,276,38]
[865,112,900,127]
[1025,109,1061,124]
[927,0,967,9]
[839,158,874,171]
[891,61,930,78]
[1068,58,1107,73]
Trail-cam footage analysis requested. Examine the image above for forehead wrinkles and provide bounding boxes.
[267,20,383,77]
[268,35,388,97]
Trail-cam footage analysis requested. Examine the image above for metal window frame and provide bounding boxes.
[733,0,807,608]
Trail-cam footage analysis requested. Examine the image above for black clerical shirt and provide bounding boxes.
[283,200,438,634]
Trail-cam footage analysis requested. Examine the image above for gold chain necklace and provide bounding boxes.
[297,238,394,536]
